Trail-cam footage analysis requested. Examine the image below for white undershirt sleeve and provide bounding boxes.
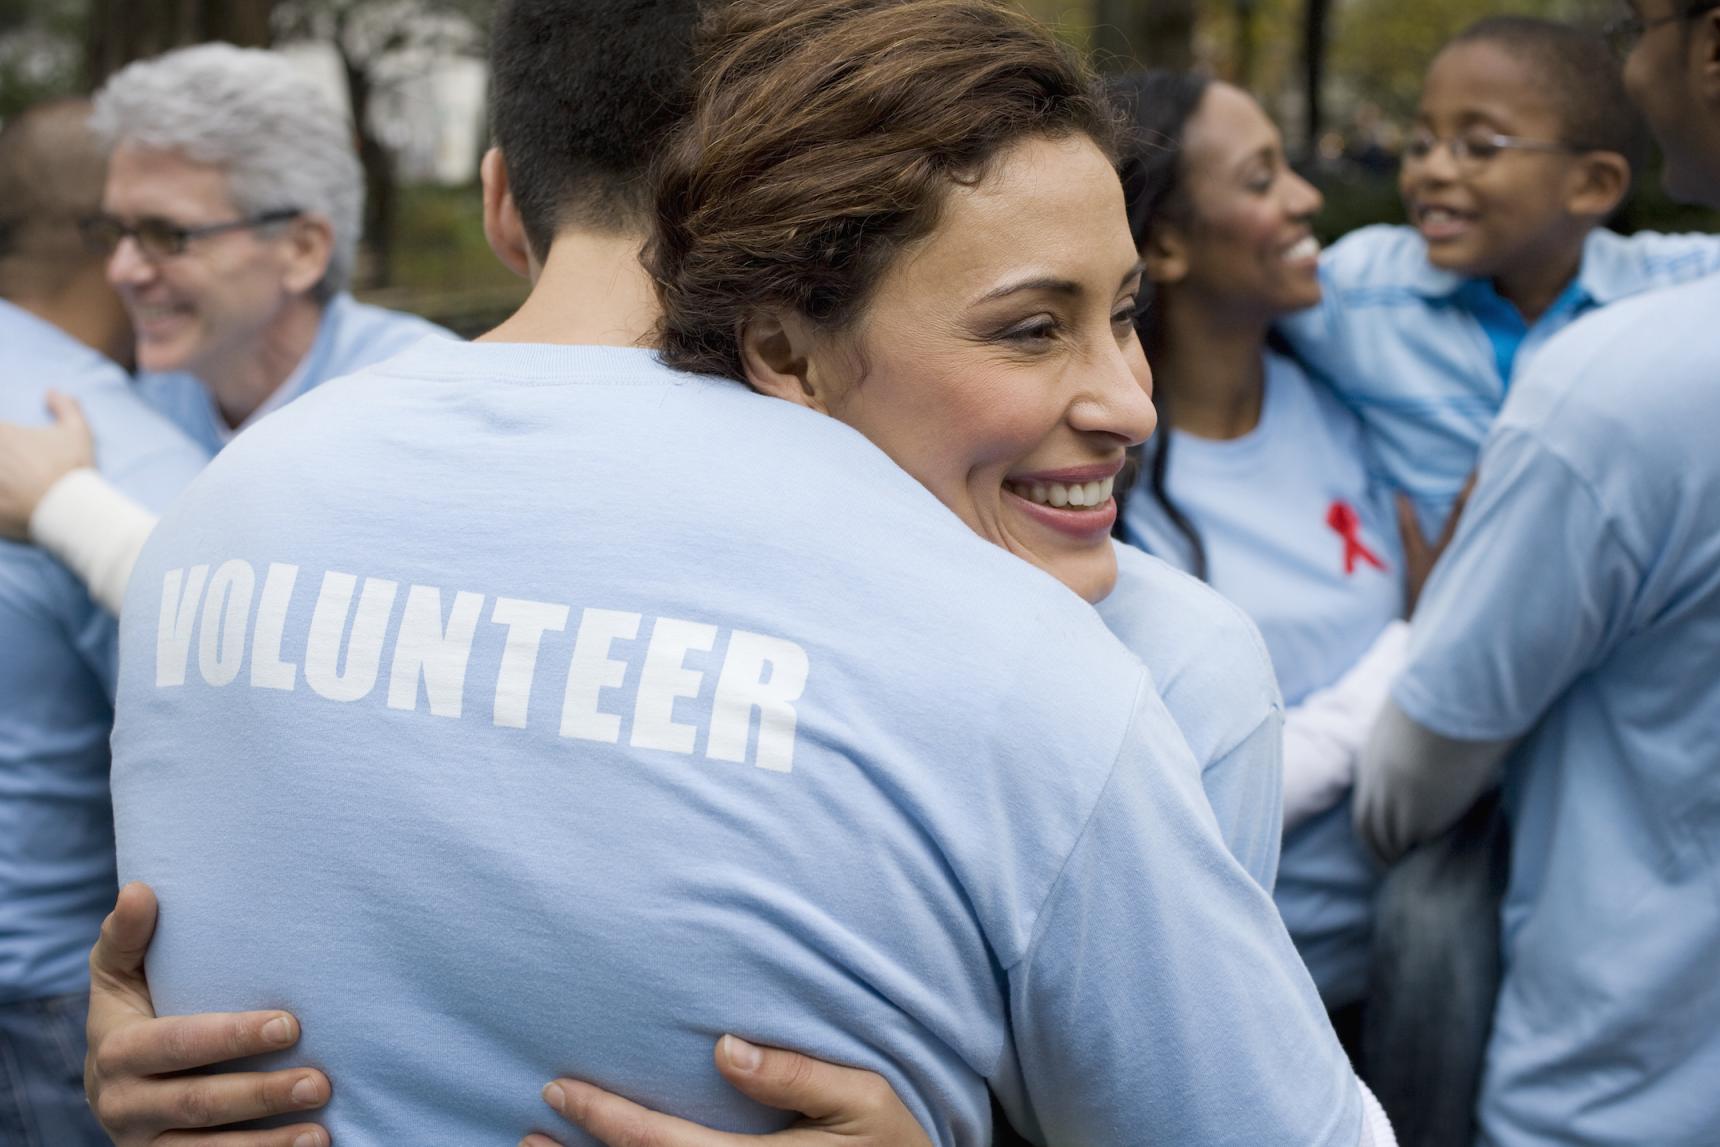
[1352,700,1515,865]
[29,468,159,616]
[1356,1078,1399,1146]
[1281,620,1411,831]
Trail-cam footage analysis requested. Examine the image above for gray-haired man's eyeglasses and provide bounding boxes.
[78,209,301,260]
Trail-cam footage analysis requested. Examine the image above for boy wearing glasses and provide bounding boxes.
[1279,17,1720,541]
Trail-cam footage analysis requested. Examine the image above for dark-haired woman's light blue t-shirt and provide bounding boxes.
[1121,351,1402,1005]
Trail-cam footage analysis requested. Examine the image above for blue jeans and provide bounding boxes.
[0,991,109,1146]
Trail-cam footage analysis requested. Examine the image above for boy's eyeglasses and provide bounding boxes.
[77,209,301,260]
[1605,0,1720,57]
[1403,131,1592,173]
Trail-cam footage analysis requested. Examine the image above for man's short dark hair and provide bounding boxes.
[1447,16,1648,170]
[489,0,702,258]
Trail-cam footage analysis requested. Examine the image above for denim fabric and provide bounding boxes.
[0,992,107,1146]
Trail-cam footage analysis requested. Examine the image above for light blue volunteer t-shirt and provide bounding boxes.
[1278,224,1720,536]
[1393,273,1720,1147]
[0,300,207,1004]
[1100,541,1285,890]
[112,340,1361,1147]
[137,291,450,453]
[1121,351,1403,1005]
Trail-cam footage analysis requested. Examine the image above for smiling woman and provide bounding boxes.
[649,0,1154,604]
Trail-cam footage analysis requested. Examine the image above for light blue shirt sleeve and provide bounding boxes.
[1099,544,1285,890]
[1199,711,1284,890]
[1393,426,1639,740]
[998,685,1361,1145]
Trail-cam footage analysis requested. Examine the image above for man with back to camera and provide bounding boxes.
[0,98,208,1147]
[0,42,449,615]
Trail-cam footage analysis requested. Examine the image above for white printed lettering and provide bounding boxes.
[708,630,810,773]
[155,565,209,687]
[304,572,399,702]
[249,563,300,691]
[197,559,256,687]
[630,617,717,755]
[387,585,484,718]
[559,608,641,743]
[491,597,570,728]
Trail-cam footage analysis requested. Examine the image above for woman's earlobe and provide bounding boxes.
[740,313,825,410]
[1142,228,1191,286]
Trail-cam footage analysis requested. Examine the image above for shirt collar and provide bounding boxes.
[1404,229,1618,308]
[214,293,350,444]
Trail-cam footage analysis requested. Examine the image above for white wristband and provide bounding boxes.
[1356,1078,1399,1147]
[29,468,159,616]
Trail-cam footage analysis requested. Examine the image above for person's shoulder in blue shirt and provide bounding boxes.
[0,299,206,1007]
[137,292,453,453]
[1103,539,1284,889]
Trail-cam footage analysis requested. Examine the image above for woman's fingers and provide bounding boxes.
[96,1007,305,1078]
[538,1036,932,1147]
[154,1125,330,1147]
[709,1036,908,1133]
[543,1076,751,1147]
[95,1067,329,1142]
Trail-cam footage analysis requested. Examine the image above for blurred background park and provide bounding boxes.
[3,0,1714,335]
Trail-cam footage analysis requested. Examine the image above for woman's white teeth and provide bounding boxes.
[1010,476,1115,509]
[1283,235,1321,261]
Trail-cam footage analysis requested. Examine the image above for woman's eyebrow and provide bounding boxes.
[974,275,1083,304]
[976,260,1145,305]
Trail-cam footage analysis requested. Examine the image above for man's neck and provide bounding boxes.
[202,295,327,429]
[480,229,657,348]
[1152,289,1272,441]
[9,265,134,365]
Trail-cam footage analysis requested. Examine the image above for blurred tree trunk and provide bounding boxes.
[1232,0,1259,88]
[1093,0,1197,70]
[1302,0,1333,153]
[339,45,396,287]
[85,0,274,87]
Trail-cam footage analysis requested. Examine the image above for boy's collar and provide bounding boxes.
[1408,229,1623,308]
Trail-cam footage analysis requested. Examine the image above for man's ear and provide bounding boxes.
[280,214,335,296]
[1142,223,1191,286]
[1568,150,1632,220]
[481,147,534,280]
[1700,8,1720,105]
[739,310,836,412]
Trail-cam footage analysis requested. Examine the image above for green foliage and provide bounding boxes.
[0,0,87,120]
[368,182,525,336]
[1328,0,1614,122]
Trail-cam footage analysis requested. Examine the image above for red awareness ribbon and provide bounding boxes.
[1326,500,1387,575]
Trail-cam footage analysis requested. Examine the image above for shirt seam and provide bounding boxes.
[1003,670,1155,975]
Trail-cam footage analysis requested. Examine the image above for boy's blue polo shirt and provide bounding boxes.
[1277,224,1720,536]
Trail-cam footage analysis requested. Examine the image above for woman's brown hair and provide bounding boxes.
[648,0,1117,382]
